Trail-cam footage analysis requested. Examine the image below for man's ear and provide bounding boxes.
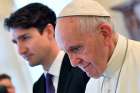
[97,23,113,46]
[97,23,113,39]
[43,24,55,39]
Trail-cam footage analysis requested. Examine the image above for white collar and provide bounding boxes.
[103,34,128,78]
[44,50,65,77]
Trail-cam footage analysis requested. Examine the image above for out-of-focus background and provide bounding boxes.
[0,0,139,93]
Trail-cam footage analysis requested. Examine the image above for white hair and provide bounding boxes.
[75,16,114,33]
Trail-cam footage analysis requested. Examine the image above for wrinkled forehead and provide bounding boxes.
[56,17,79,28]
[56,17,76,33]
[55,17,78,40]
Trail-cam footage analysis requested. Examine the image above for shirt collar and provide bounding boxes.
[103,34,127,78]
[44,50,65,77]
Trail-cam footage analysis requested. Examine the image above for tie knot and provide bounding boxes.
[46,73,53,79]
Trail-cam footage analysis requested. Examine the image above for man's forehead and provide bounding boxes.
[56,18,80,34]
[9,28,19,40]
[56,33,84,48]
[57,16,79,24]
[10,28,31,36]
[10,29,22,38]
[0,78,11,83]
[9,28,30,41]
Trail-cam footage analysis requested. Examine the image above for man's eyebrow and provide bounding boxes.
[12,39,17,44]
[12,33,29,44]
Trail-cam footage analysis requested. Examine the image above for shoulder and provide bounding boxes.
[127,39,140,56]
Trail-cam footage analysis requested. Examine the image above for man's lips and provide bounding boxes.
[23,54,33,60]
[83,63,91,69]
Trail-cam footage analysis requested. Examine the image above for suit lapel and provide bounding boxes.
[57,54,73,93]
[33,74,46,93]
[38,74,46,93]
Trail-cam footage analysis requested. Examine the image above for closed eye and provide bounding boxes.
[68,45,82,53]
[21,35,31,41]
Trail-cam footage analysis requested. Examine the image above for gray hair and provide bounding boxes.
[75,16,114,33]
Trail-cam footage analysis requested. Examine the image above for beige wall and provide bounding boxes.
[0,0,12,20]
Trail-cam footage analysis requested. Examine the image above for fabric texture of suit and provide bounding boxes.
[33,54,89,93]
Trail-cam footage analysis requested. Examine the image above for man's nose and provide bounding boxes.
[69,54,81,67]
[17,43,27,55]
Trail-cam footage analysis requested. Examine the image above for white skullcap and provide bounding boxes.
[58,0,110,18]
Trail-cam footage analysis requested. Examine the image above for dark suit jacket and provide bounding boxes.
[33,54,89,93]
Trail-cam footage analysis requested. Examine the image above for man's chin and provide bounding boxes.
[28,62,37,67]
[29,64,35,67]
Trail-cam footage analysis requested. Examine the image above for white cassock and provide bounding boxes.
[85,34,140,93]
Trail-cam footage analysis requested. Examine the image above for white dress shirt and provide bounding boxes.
[44,50,65,93]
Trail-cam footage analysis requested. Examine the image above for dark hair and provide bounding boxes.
[0,74,11,81]
[4,3,56,33]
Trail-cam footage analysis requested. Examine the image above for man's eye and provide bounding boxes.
[70,46,81,53]
[12,40,17,44]
[22,36,31,41]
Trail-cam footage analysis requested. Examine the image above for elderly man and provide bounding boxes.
[55,0,140,93]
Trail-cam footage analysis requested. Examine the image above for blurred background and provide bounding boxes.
[0,0,139,93]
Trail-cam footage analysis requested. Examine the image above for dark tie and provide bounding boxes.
[46,73,55,93]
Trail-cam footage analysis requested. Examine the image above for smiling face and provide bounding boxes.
[10,26,54,68]
[55,17,114,78]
